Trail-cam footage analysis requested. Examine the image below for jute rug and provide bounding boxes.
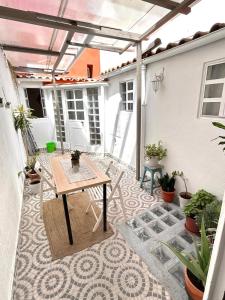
[43,191,114,260]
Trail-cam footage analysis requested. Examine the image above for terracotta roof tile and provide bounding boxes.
[102,22,225,76]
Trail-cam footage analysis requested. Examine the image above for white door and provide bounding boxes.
[65,89,89,151]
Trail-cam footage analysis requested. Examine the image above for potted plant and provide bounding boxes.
[158,172,176,202]
[26,154,40,181]
[13,105,33,156]
[174,171,192,209]
[163,219,212,300]
[196,200,222,244]
[71,150,81,167]
[184,189,216,234]
[145,141,167,167]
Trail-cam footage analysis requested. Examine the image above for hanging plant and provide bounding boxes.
[13,104,33,133]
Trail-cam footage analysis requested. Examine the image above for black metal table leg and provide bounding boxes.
[103,183,107,231]
[62,194,73,245]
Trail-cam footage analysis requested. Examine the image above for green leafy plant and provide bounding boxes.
[13,105,33,133]
[145,141,167,160]
[163,219,212,288]
[212,122,225,151]
[158,173,176,192]
[26,154,39,172]
[71,150,81,161]
[196,200,222,241]
[184,189,216,218]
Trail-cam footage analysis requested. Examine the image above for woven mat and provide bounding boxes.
[43,192,114,260]
[60,159,96,183]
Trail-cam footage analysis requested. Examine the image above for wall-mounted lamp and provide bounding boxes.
[151,68,164,93]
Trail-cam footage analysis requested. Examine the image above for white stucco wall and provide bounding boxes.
[0,50,26,300]
[145,38,225,199]
[105,70,137,167]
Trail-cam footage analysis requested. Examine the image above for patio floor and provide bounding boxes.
[12,153,171,300]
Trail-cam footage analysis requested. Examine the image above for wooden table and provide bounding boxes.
[50,154,111,245]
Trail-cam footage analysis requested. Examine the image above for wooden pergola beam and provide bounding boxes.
[142,0,191,14]
[68,41,132,53]
[1,44,60,56]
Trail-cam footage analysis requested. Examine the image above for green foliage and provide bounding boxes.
[71,149,81,160]
[145,141,167,160]
[196,200,222,240]
[162,219,212,287]
[212,122,225,151]
[158,173,176,192]
[184,189,216,218]
[27,154,39,171]
[13,105,33,133]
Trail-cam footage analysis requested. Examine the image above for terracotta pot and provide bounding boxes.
[27,170,40,181]
[185,216,199,234]
[179,192,192,209]
[184,268,204,300]
[161,189,175,202]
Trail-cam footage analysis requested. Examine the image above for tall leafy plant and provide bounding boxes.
[158,173,176,192]
[163,219,212,287]
[13,104,32,133]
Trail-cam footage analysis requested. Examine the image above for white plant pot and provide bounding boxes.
[30,181,41,194]
[145,157,159,167]
[179,194,191,209]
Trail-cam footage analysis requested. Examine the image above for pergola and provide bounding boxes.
[0,0,199,179]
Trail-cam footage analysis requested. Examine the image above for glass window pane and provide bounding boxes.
[67,101,74,109]
[202,102,220,116]
[77,111,84,120]
[207,63,225,80]
[204,83,224,98]
[127,81,133,90]
[66,90,74,99]
[128,92,133,100]
[122,103,126,110]
[76,101,84,110]
[121,82,126,92]
[75,90,83,99]
[68,111,75,120]
[121,93,126,101]
[128,103,133,111]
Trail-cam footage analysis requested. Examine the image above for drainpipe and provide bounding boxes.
[52,72,64,154]
[140,64,147,173]
[136,42,142,180]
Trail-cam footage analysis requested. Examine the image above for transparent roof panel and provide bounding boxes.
[0,0,60,15]
[65,0,153,30]
[0,0,189,72]
[0,19,66,51]
[5,51,57,68]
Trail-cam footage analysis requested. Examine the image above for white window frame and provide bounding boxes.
[199,58,225,118]
[65,89,85,121]
[120,80,134,112]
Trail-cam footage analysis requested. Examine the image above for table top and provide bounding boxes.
[50,154,111,195]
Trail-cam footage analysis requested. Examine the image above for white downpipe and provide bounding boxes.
[140,64,147,172]
[203,191,225,300]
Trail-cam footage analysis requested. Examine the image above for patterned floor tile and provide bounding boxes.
[12,153,172,300]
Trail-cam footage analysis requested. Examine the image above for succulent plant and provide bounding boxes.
[158,173,176,192]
